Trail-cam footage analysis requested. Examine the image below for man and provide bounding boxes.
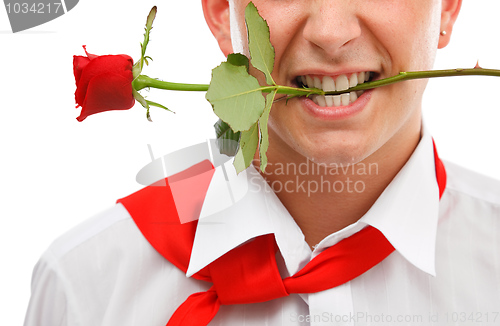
[25,0,500,325]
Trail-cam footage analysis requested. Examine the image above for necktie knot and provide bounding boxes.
[210,235,289,305]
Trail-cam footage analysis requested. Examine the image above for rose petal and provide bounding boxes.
[73,56,91,87]
[82,45,99,60]
[77,73,135,121]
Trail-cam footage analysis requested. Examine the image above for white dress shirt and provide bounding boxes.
[24,127,500,326]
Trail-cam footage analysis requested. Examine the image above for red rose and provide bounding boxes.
[73,46,135,121]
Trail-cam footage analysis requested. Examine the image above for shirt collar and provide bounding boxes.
[357,125,440,276]
[186,126,440,277]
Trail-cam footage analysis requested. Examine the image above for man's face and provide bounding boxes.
[228,0,443,165]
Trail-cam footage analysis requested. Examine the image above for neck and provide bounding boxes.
[256,127,421,249]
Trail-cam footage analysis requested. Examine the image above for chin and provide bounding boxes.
[290,135,380,167]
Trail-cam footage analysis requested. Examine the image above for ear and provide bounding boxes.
[202,0,233,56]
[438,0,462,49]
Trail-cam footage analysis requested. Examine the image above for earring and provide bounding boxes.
[440,30,447,36]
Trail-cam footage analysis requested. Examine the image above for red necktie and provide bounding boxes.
[118,141,446,326]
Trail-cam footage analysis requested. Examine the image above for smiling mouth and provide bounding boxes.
[296,72,375,107]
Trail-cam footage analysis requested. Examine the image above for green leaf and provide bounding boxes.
[145,100,173,113]
[233,123,259,174]
[227,53,249,71]
[206,61,266,132]
[133,88,149,112]
[245,2,275,85]
[214,119,241,156]
[258,89,277,172]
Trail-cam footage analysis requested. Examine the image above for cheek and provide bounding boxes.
[361,2,441,71]
[267,103,294,139]
[266,102,307,155]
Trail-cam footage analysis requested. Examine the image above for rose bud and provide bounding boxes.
[73,46,135,121]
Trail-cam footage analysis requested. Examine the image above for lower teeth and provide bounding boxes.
[312,90,365,107]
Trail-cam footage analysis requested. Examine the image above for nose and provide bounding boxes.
[302,1,362,55]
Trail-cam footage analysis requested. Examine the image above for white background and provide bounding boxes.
[1,0,499,324]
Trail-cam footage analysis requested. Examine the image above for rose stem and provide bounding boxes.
[133,75,209,92]
[133,68,500,96]
[322,68,500,96]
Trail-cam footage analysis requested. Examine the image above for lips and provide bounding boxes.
[296,72,374,107]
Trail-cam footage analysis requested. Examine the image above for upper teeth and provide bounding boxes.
[299,72,372,107]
